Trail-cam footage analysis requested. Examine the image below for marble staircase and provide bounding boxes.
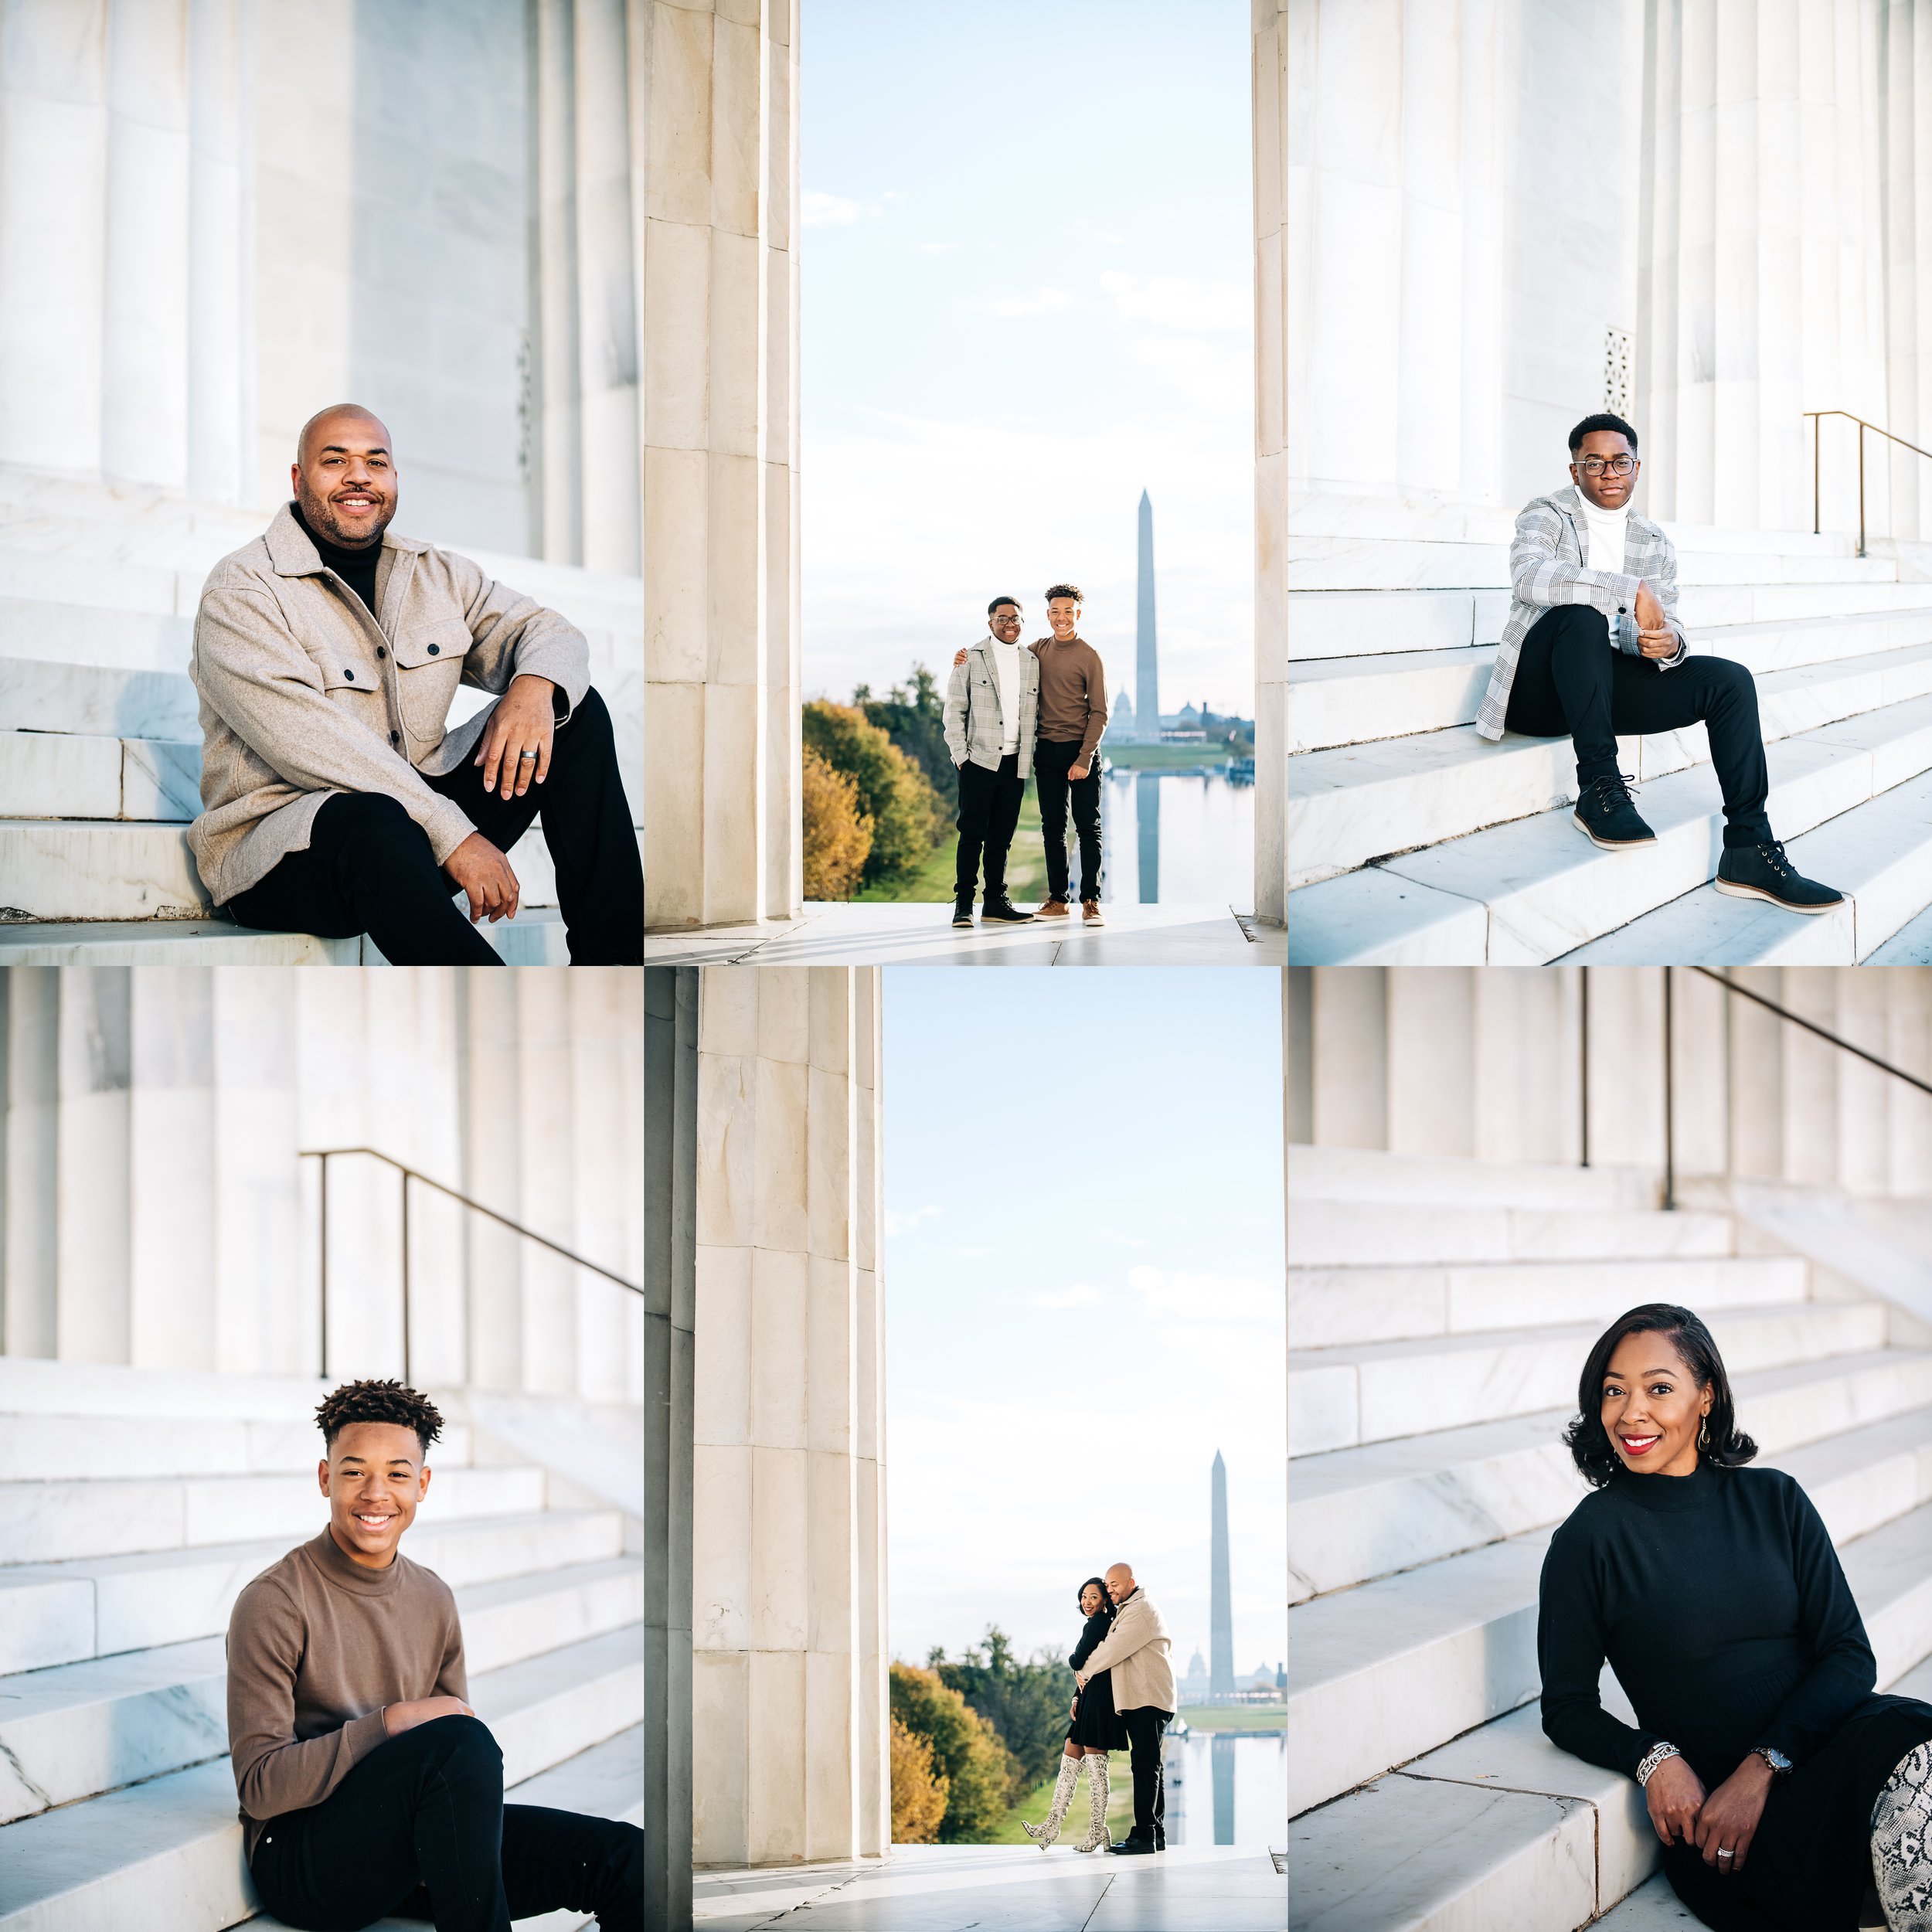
[1286,1143,1932,1930]
[0,1357,642,1932]
[0,490,643,964]
[1287,515,1932,964]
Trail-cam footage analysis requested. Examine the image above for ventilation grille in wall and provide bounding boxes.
[1605,328,1634,419]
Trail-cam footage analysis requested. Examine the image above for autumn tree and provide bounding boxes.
[802,702,947,886]
[887,1662,1010,1842]
[801,744,872,899]
[889,1715,948,1843]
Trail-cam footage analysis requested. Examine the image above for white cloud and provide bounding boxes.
[803,190,862,226]
[885,1203,942,1237]
[1130,1264,1281,1325]
[1071,217,1126,246]
[1098,270,1248,333]
[916,241,961,255]
[1032,1281,1105,1310]
[972,287,1075,319]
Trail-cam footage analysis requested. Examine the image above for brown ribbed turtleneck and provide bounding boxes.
[225,1527,466,1859]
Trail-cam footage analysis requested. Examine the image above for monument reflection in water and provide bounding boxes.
[1100,764,1254,905]
[1162,1732,1287,1847]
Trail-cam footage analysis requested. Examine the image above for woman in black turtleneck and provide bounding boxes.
[1538,1302,1932,1931]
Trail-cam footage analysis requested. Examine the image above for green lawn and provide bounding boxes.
[987,1757,1143,1846]
[1177,1704,1287,1732]
[855,790,1053,904]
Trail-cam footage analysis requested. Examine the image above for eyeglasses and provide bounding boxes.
[1575,455,1636,476]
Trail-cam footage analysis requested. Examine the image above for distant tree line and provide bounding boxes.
[889,1626,1077,1843]
[801,665,954,899]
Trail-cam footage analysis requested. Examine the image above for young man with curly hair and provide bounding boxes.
[225,1379,641,1931]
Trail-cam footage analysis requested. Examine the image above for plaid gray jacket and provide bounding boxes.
[944,636,1039,770]
[1475,486,1688,740]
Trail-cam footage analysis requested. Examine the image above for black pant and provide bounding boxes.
[248,1716,642,1932]
[1505,605,1773,846]
[1119,1706,1170,1845]
[954,753,1025,899]
[1034,738,1102,901]
[225,686,644,964]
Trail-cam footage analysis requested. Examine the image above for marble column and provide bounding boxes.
[1253,0,1288,922]
[644,0,802,930]
[1638,3,1889,532]
[645,968,696,1932]
[690,965,888,1867]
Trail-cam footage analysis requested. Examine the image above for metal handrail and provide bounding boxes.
[1804,410,1932,558]
[301,1145,644,1384]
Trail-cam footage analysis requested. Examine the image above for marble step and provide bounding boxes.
[1289,1496,1932,1930]
[1560,764,1932,965]
[1870,897,1932,962]
[0,1505,627,1676]
[0,1558,643,1825]
[0,1621,643,1932]
[1289,1347,1932,1601]
[1287,1144,1655,1214]
[1288,648,1932,887]
[0,1413,475,1483]
[2,653,199,740]
[1289,608,1932,752]
[0,908,570,964]
[0,592,192,668]
[1288,1299,1886,1458]
[1288,1253,1808,1350]
[0,730,201,820]
[0,1462,550,1566]
[1288,692,1932,961]
[0,1359,328,1423]
[1291,1408,1932,1817]
[1288,1201,1733,1270]
[0,818,582,922]
[0,545,187,616]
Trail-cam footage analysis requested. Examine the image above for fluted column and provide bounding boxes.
[643,0,802,930]
[690,966,888,1867]
[1254,0,1288,921]
[1638,2,1889,532]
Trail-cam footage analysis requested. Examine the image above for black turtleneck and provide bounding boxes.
[292,502,383,623]
[1537,1458,1879,1787]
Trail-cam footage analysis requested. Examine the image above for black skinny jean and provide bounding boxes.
[1504,605,1773,846]
[248,1715,642,1932]
[1033,737,1103,901]
[1119,1706,1170,1845]
[224,687,643,964]
[953,753,1026,898]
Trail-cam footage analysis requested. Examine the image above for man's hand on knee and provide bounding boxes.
[383,1695,476,1736]
[473,674,556,800]
[444,832,521,923]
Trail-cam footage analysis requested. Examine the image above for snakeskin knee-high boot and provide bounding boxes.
[1873,1740,1932,1931]
[1071,1750,1112,1852]
[1022,1753,1086,1848]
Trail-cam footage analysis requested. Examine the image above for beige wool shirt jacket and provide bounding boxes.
[1075,1588,1178,1714]
[188,503,591,905]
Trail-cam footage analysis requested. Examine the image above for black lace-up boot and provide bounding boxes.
[1571,770,1656,849]
[1715,839,1845,914]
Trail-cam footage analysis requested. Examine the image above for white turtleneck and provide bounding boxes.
[1578,494,1631,575]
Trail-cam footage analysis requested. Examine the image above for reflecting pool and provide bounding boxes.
[1099,764,1255,905]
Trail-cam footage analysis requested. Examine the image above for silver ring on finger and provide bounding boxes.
[519,750,539,760]
[1716,1849,1734,1861]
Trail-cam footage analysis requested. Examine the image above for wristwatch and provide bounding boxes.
[1754,1746,1793,1775]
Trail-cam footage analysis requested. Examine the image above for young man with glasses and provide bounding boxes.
[1477,413,1842,913]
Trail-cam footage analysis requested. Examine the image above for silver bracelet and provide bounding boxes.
[1635,1742,1681,1787]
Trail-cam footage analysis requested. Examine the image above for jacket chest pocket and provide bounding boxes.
[391,621,470,739]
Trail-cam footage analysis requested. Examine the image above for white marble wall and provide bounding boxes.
[643,0,803,931]
[690,966,887,1867]
[1255,0,1289,922]
[1288,967,1932,1199]
[0,969,643,1403]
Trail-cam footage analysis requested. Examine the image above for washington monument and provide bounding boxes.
[1136,489,1160,742]
[1210,1448,1234,1697]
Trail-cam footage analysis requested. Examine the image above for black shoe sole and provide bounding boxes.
[950,914,974,927]
[981,911,1035,923]
[1571,811,1656,851]
[1713,878,1844,916]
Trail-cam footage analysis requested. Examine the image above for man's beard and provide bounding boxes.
[298,485,393,549]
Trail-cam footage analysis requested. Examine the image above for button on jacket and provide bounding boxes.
[188,503,591,905]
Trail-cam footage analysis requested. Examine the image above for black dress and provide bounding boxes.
[1538,1457,1932,1932]
[1066,1610,1131,1750]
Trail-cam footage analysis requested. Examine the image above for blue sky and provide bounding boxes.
[881,968,1285,1678]
[800,0,1253,718]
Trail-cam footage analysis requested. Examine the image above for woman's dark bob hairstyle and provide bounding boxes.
[1077,1575,1115,1619]
[1563,1302,1758,1488]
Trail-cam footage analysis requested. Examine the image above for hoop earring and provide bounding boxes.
[1698,1418,1710,1451]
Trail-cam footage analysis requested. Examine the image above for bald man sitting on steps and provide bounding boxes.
[186,404,643,965]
